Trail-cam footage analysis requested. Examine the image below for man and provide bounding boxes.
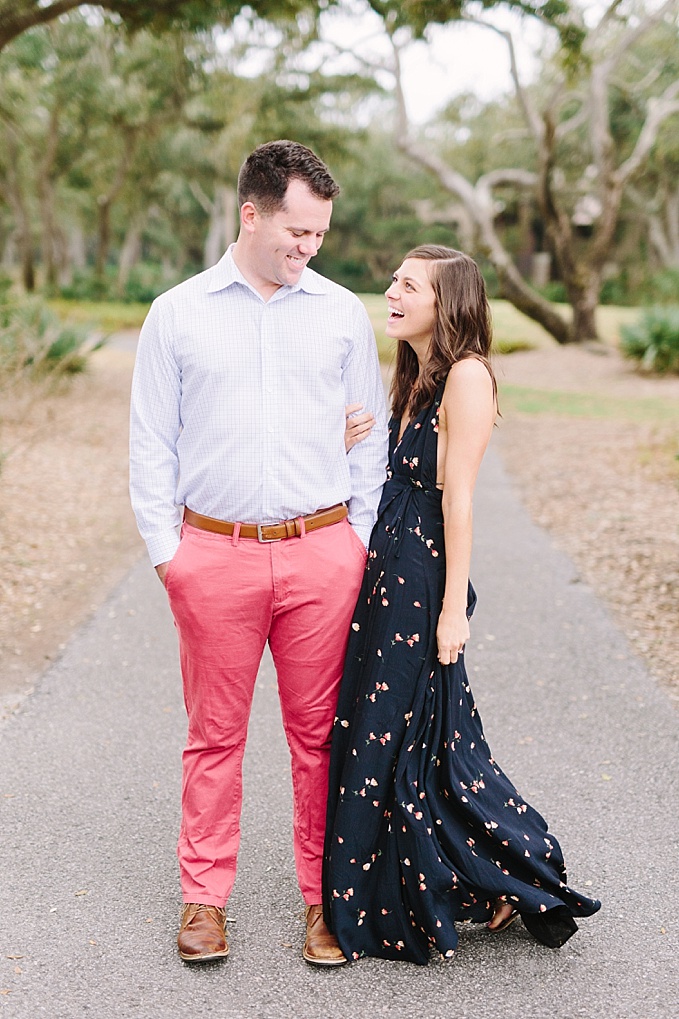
[129,140,388,966]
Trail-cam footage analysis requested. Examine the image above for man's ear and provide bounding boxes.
[240,201,258,234]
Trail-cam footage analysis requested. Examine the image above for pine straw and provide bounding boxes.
[0,347,142,717]
[495,343,679,699]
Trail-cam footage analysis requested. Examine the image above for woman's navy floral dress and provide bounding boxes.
[323,383,600,964]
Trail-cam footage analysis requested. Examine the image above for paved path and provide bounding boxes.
[1,446,677,1019]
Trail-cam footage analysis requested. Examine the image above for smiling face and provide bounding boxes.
[237,178,332,299]
[385,258,437,360]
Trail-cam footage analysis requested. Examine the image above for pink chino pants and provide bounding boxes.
[165,517,367,907]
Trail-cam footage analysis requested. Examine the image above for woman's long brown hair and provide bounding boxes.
[389,245,497,421]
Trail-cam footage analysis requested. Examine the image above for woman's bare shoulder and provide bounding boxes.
[442,357,495,404]
[447,356,494,384]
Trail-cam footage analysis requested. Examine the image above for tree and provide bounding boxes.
[0,13,207,290]
[0,0,320,54]
[624,21,679,279]
[389,0,679,344]
[0,0,584,54]
[390,1,679,342]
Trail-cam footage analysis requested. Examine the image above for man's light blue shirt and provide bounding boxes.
[130,247,389,566]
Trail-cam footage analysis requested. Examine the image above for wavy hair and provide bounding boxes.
[389,245,496,420]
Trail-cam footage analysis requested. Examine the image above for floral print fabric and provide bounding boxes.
[323,384,600,964]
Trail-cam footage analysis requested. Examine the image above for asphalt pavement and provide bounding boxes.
[1,443,677,1019]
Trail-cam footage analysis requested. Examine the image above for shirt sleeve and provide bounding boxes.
[343,301,389,548]
[129,297,183,566]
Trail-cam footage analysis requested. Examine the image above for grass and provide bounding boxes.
[357,293,678,427]
[47,294,642,359]
[358,295,642,364]
[47,299,150,334]
[358,294,394,362]
[499,385,679,424]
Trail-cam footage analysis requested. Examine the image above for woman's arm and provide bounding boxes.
[436,359,496,665]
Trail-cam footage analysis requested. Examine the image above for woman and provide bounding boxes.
[324,246,600,965]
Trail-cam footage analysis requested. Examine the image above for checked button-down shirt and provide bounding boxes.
[129,246,389,566]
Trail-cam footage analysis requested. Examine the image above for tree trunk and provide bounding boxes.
[116,213,145,296]
[38,105,60,291]
[95,130,138,281]
[398,137,573,345]
[4,131,35,291]
[68,224,87,271]
[474,207,573,344]
[1,230,17,271]
[515,193,535,276]
[95,197,111,280]
[572,300,598,344]
[567,277,601,344]
[55,225,72,287]
[203,189,224,269]
[12,186,35,292]
[223,186,237,248]
[648,185,679,269]
[20,229,35,291]
[495,259,572,344]
[39,177,58,290]
[202,185,238,268]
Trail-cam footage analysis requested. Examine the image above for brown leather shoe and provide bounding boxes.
[177,903,229,962]
[302,904,347,966]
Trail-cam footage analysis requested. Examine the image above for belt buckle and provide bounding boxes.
[257,523,282,543]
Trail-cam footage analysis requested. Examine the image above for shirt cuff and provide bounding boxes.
[146,527,181,568]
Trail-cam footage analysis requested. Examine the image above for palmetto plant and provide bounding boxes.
[621,306,679,375]
[0,280,102,381]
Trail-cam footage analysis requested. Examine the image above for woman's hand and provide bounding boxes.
[436,606,470,665]
[345,403,375,452]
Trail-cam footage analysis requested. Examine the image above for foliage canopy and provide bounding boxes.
[0,0,584,53]
[0,0,319,52]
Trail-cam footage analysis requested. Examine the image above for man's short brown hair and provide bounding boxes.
[237,140,340,214]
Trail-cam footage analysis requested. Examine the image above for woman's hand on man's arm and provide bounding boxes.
[345,403,375,451]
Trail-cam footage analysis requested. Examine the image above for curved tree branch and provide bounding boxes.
[617,80,679,184]
[0,1,81,51]
[477,168,537,192]
[388,22,572,342]
[589,0,677,181]
[462,16,544,143]
[555,101,588,140]
[593,0,677,77]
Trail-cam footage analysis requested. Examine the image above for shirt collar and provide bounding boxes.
[205,245,330,297]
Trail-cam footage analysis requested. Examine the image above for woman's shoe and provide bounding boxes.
[487,903,519,933]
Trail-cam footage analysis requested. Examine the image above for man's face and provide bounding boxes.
[246,179,333,291]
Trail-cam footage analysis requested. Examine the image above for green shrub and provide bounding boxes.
[599,275,632,306]
[620,306,679,374]
[538,280,568,304]
[492,338,536,355]
[59,263,187,304]
[0,289,102,382]
[646,268,679,305]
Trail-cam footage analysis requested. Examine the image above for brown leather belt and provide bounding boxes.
[184,503,348,542]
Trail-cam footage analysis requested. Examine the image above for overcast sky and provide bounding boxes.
[317,4,545,123]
